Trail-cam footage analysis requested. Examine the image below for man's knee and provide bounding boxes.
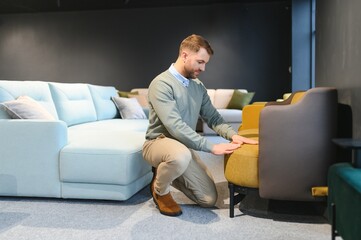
[198,192,218,208]
[170,148,192,175]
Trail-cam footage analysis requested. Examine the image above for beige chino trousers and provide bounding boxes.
[142,135,217,207]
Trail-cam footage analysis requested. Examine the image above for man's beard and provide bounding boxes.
[185,69,198,79]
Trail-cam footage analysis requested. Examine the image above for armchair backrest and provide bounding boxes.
[290,91,306,104]
[258,87,338,200]
[239,91,306,131]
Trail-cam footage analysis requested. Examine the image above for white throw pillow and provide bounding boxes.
[1,96,55,120]
[112,96,147,119]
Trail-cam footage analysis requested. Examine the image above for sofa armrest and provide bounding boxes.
[238,103,266,131]
[0,120,68,197]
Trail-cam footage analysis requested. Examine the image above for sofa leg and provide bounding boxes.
[331,202,338,240]
[228,183,246,218]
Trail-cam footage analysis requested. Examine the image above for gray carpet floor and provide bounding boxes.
[0,136,332,240]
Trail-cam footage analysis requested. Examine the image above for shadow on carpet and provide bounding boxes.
[228,190,329,224]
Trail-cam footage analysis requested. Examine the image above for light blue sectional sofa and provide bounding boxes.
[0,80,152,201]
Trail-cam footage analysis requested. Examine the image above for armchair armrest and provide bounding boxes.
[0,120,68,197]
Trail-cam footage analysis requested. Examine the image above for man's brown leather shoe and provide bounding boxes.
[153,192,182,217]
[150,167,182,216]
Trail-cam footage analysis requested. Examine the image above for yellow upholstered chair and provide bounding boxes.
[224,87,338,217]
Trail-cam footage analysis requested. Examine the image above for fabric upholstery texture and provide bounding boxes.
[60,119,150,200]
[61,130,148,185]
[88,84,118,120]
[216,109,242,122]
[0,80,153,201]
[61,174,151,200]
[0,80,58,119]
[0,120,67,197]
[290,92,306,104]
[49,82,97,126]
[225,87,338,202]
[238,103,266,131]
[1,96,55,120]
[118,90,138,98]
[224,129,259,188]
[328,163,361,240]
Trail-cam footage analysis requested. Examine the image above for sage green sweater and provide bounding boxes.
[145,70,238,153]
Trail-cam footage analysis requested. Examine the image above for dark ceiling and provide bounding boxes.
[0,0,288,14]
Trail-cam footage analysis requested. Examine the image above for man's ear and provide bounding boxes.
[181,51,188,62]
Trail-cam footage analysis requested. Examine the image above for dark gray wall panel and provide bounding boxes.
[0,2,291,101]
[316,0,361,138]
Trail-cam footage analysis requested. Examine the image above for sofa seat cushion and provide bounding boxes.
[202,109,242,135]
[217,109,242,122]
[60,119,150,186]
[224,129,259,188]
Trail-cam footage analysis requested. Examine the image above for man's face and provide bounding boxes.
[182,47,210,79]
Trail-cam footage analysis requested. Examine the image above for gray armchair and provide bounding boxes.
[224,87,338,217]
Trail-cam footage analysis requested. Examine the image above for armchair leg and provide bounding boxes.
[228,183,246,218]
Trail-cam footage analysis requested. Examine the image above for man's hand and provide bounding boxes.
[211,142,241,155]
[231,135,259,145]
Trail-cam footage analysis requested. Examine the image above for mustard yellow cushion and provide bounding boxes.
[224,129,259,188]
[290,91,305,104]
[118,90,138,98]
[311,186,328,197]
[238,104,266,131]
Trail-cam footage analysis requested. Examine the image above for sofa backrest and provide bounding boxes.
[206,89,216,106]
[0,80,59,119]
[88,84,118,120]
[130,88,149,96]
[49,82,97,126]
[132,88,248,109]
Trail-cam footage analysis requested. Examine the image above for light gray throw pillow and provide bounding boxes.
[112,96,147,119]
[1,96,55,120]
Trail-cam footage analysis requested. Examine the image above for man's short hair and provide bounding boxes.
[179,34,214,56]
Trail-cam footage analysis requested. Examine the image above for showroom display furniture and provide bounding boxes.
[328,139,361,240]
[0,80,152,201]
[224,87,338,217]
[131,88,251,135]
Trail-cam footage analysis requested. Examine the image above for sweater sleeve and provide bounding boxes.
[199,91,238,140]
[147,79,214,152]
